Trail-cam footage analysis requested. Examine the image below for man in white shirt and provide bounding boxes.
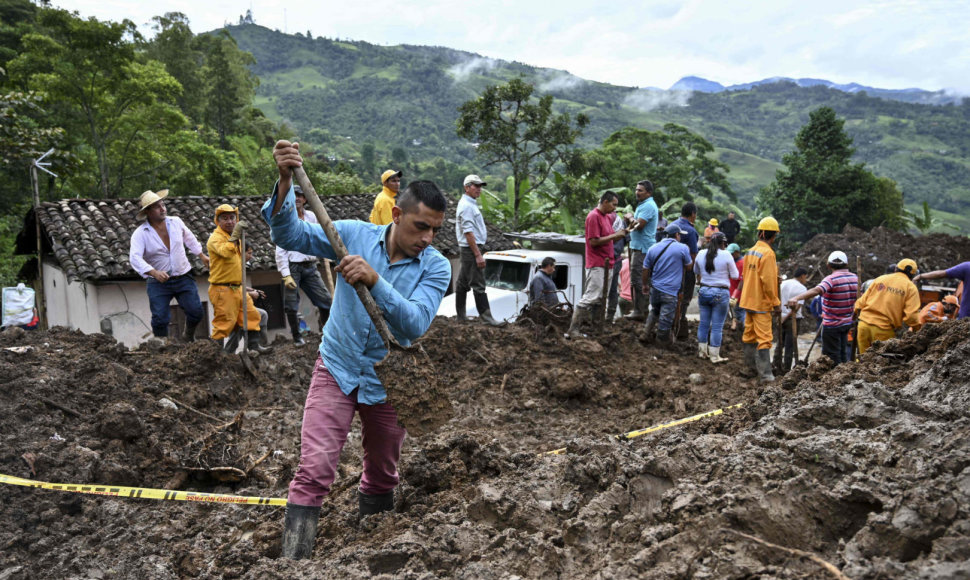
[275,185,333,345]
[454,174,502,325]
[129,190,210,341]
[778,267,809,371]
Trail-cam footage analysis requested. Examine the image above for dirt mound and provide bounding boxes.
[780,225,970,284]
[1,317,969,578]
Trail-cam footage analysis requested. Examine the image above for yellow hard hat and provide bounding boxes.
[896,258,918,275]
[213,204,239,225]
[757,216,780,232]
[709,218,719,226]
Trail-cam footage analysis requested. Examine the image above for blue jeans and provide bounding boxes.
[284,262,333,313]
[146,275,204,337]
[697,286,730,347]
[647,287,678,332]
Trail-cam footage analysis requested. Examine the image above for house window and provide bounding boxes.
[552,265,569,290]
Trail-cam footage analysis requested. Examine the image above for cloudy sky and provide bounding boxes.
[54,0,968,94]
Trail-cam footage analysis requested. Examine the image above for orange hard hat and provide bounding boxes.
[943,295,959,307]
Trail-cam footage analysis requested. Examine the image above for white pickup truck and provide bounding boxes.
[437,233,589,322]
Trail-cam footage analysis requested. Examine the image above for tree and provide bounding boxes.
[583,124,735,207]
[200,31,257,150]
[8,9,186,197]
[904,201,958,234]
[143,12,206,124]
[456,77,588,230]
[757,107,905,251]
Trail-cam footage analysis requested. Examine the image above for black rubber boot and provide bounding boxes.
[474,293,505,326]
[565,306,588,339]
[624,288,646,321]
[638,312,658,343]
[285,312,304,345]
[181,319,200,343]
[281,503,320,560]
[248,333,272,354]
[455,292,467,321]
[318,307,330,330]
[358,490,394,518]
[223,328,242,353]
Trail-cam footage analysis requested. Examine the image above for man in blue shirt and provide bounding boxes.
[267,140,451,560]
[640,223,692,345]
[625,179,659,321]
[671,202,699,339]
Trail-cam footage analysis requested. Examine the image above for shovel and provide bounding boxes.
[238,230,258,377]
[291,167,451,436]
[799,324,822,366]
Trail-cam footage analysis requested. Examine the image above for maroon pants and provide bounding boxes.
[287,357,406,507]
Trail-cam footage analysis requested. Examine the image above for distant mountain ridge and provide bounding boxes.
[669,75,957,105]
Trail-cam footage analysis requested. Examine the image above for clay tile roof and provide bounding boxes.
[20,194,511,282]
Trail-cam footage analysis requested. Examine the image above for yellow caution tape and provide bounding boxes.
[543,403,744,455]
[0,473,286,506]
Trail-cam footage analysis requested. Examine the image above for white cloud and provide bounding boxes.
[447,57,499,81]
[622,89,691,112]
[537,72,585,93]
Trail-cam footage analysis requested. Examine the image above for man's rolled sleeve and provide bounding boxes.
[179,219,203,256]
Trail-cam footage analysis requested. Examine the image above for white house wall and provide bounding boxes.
[42,262,99,334]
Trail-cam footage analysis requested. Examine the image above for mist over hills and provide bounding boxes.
[226,24,970,219]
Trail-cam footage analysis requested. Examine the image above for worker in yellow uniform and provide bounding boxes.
[368,169,403,225]
[739,217,781,383]
[207,204,270,354]
[853,258,921,355]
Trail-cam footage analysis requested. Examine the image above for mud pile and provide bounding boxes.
[1,317,969,578]
[779,225,970,284]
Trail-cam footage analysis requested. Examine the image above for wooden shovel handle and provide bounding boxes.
[291,167,397,351]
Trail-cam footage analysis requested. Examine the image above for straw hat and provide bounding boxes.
[136,189,168,221]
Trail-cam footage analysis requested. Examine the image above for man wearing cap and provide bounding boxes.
[639,223,692,344]
[268,139,451,560]
[915,295,959,331]
[276,185,333,345]
[720,212,741,245]
[129,190,210,342]
[787,251,858,365]
[914,261,970,320]
[702,218,719,247]
[625,180,658,321]
[207,204,269,353]
[740,216,781,382]
[369,170,403,226]
[455,174,502,325]
[853,259,921,355]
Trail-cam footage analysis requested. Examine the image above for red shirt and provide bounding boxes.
[584,207,615,268]
[730,257,744,298]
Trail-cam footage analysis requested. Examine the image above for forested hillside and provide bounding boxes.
[229,24,970,214]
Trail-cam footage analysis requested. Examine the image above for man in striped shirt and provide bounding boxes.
[786,250,858,365]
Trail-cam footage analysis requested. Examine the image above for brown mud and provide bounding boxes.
[1,312,969,579]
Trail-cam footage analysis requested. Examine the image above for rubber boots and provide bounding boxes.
[697,342,709,359]
[286,312,305,346]
[624,288,646,322]
[639,312,658,343]
[756,349,775,383]
[281,503,320,560]
[223,328,242,353]
[656,328,672,347]
[742,342,757,370]
[181,319,200,343]
[709,346,728,364]
[358,490,394,518]
[474,293,504,326]
[566,306,588,339]
[248,333,273,355]
[455,291,467,321]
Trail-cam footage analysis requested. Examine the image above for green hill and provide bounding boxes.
[228,24,970,212]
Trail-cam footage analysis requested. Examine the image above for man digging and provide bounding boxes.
[267,140,451,560]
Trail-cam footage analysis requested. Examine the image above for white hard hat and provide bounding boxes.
[827,250,848,265]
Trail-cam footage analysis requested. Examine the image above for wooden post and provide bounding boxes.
[31,164,47,330]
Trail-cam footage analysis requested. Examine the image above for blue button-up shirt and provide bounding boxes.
[262,184,451,404]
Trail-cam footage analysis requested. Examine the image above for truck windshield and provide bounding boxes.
[484,260,531,291]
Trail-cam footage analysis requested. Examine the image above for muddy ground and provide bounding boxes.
[1,309,969,579]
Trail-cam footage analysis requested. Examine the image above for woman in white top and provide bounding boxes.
[694,232,739,363]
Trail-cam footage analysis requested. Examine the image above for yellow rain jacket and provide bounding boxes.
[206,226,259,339]
[855,272,920,331]
[369,185,397,225]
[739,240,780,312]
